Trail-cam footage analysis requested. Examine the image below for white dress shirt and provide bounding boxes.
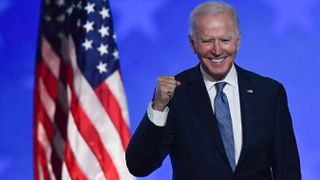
[147,64,243,164]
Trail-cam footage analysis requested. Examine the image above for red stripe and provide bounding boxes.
[64,140,87,179]
[33,63,41,180]
[37,103,54,141]
[38,62,58,100]
[67,65,120,180]
[38,142,52,180]
[36,61,60,140]
[33,130,40,180]
[95,82,131,149]
[34,62,54,180]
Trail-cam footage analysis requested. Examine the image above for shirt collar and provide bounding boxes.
[200,63,238,91]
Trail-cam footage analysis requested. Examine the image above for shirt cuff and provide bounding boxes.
[147,102,169,127]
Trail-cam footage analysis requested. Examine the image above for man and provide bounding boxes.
[126,1,301,179]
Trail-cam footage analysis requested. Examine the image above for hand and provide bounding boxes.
[153,76,181,111]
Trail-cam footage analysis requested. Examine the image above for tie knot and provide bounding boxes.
[215,82,227,93]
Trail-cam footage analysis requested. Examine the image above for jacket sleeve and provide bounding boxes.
[272,83,301,180]
[125,113,173,177]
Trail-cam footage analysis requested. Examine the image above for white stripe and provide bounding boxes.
[39,78,55,121]
[66,35,134,179]
[61,162,71,180]
[42,37,60,78]
[67,110,105,180]
[37,123,56,180]
[105,71,130,125]
[38,160,44,180]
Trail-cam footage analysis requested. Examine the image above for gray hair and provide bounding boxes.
[189,1,240,37]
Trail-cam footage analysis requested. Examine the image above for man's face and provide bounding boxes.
[189,12,240,81]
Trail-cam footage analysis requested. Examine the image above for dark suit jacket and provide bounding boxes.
[126,64,301,180]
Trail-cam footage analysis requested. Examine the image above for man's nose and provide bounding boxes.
[211,41,222,56]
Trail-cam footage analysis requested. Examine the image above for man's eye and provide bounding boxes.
[201,40,212,44]
[220,39,232,43]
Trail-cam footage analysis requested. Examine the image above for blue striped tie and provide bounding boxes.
[214,82,236,171]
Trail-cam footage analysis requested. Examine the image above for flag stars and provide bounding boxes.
[44,15,51,22]
[98,25,109,37]
[85,3,95,14]
[96,61,108,74]
[77,19,81,27]
[112,49,119,60]
[66,6,74,16]
[99,7,110,19]
[57,32,65,39]
[57,14,65,22]
[77,1,82,9]
[56,0,65,7]
[97,43,108,56]
[82,39,93,50]
[83,21,94,33]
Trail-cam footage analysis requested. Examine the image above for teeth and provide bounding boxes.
[210,58,224,63]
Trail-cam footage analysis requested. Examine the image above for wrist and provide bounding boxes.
[152,101,166,111]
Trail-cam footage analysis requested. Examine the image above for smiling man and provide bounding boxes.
[126,1,301,179]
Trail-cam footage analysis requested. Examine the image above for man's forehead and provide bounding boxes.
[196,13,234,24]
[194,13,239,35]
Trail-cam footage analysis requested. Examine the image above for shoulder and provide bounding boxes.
[237,65,282,87]
[236,65,286,97]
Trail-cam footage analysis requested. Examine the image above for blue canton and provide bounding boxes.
[42,0,119,88]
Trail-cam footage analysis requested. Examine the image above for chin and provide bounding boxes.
[207,66,231,80]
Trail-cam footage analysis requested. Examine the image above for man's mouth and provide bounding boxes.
[208,57,226,63]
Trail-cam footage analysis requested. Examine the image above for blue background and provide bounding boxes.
[0,0,319,179]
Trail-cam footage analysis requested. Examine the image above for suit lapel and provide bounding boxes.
[187,66,230,166]
[235,65,256,171]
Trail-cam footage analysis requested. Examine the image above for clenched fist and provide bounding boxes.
[152,76,181,111]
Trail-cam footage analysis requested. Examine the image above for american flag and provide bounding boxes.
[33,0,134,179]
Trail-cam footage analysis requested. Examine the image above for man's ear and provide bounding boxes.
[236,37,240,51]
[236,33,241,51]
[189,35,196,53]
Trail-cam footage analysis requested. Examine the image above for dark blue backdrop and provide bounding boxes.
[0,0,319,179]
